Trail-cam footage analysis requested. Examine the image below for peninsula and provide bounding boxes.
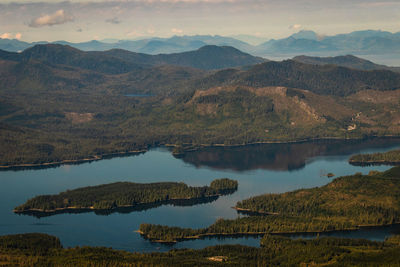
[349,149,400,166]
[139,167,400,242]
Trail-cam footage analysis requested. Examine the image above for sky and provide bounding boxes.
[0,0,399,43]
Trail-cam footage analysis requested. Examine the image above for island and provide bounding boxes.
[138,166,400,243]
[14,178,238,217]
[1,233,400,266]
[349,149,400,166]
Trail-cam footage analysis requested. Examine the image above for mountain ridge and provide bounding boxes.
[0,44,265,72]
[1,30,400,59]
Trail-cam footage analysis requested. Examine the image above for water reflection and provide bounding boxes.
[176,138,400,172]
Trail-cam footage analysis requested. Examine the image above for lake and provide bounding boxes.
[1,138,400,252]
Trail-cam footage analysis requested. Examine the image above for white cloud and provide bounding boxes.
[289,24,302,30]
[171,28,183,34]
[29,9,74,28]
[0,32,12,39]
[0,32,22,40]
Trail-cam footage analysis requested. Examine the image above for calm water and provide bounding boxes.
[1,138,400,252]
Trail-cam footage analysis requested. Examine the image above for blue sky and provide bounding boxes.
[0,0,399,42]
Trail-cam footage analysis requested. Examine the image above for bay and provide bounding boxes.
[1,138,400,252]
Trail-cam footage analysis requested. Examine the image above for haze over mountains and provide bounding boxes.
[1,30,400,61]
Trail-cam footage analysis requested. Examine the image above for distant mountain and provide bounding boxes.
[229,34,269,46]
[290,30,320,41]
[0,44,265,73]
[0,35,253,55]
[257,30,400,56]
[293,55,400,72]
[2,30,400,58]
[258,37,336,53]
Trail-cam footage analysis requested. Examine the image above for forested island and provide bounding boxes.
[14,178,237,217]
[1,233,400,266]
[139,167,400,242]
[349,149,400,166]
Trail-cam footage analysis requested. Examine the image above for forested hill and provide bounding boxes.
[196,60,400,96]
[0,44,265,72]
[1,43,400,167]
[2,44,400,97]
[293,55,400,72]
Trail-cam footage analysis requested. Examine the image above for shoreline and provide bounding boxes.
[232,207,279,215]
[13,194,226,216]
[138,223,400,244]
[3,135,399,171]
[0,149,147,170]
[349,160,400,166]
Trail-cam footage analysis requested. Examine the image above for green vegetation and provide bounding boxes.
[349,149,400,165]
[14,178,238,214]
[139,167,400,242]
[1,44,400,168]
[1,233,400,266]
[293,55,400,72]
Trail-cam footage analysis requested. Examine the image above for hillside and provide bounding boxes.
[1,45,400,167]
[293,55,400,72]
[195,60,400,96]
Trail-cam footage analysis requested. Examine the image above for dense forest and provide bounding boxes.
[1,44,400,167]
[1,233,400,266]
[14,178,238,214]
[349,149,400,165]
[139,167,400,242]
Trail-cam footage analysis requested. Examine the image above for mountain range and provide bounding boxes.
[1,30,400,59]
[0,44,265,72]
[1,43,400,166]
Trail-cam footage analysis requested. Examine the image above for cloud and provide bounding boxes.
[0,32,12,39]
[0,32,23,40]
[29,9,74,28]
[105,17,121,24]
[289,24,302,30]
[171,28,183,34]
